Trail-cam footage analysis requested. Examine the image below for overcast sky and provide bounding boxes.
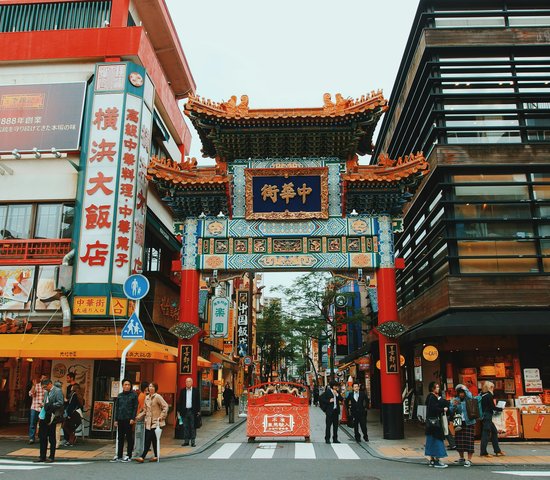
[164,0,420,292]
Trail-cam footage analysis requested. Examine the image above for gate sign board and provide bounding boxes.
[236,290,250,356]
[0,82,86,153]
[210,296,230,338]
[121,312,145,339]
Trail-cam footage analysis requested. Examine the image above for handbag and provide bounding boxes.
[194,414,202,429]
[441,414,449,436]
[426,417,439,428]
[452,414,463,432]
[466,397,480,420]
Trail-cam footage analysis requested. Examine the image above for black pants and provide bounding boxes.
[480,418,501,455]
[38,419,56,460]
[325,410,339,442]
[117,419,134,459]
[352,413,368,440]
[224,402,230,415]
[182,410,196,440]
[141,428,158,458]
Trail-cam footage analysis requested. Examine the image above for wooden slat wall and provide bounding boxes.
[426,28,550,48]
[431,144,550,167]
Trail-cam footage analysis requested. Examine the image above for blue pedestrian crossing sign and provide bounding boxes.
[121,312,145,339]
[123,274,150,300]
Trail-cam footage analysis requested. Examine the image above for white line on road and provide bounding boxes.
[0,460,89,466]
[208,443,242,459]
[294,443,316,459]
[251,443,277,459]
[0,465,49,471]
[331,443,360,460]
[493,472,550,477]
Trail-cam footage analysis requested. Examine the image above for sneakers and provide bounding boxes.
[455,458,465,464]
[28,439,35,445]
[121,456,131,463]
[428,460,435,467]
[464,460,472,467]
[434,461,448,469]
[109,457,121,463]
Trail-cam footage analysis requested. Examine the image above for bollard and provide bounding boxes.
[229,400,235,423]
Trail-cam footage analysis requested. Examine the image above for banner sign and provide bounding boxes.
[180,345,193,375]
[210,296,230,338]
[385,343,399,374]
[0,82,86,153]
[236,290,250,356]
[245,167,328,220]
[335,295,348,356]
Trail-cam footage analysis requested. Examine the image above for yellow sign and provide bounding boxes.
[376,360,381,370]
[422,345,439,362]
[109,298,128,317]
[73,296,107,316]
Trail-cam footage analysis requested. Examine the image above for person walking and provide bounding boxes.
[61,383,84,447]
[449,384,477,467]
[313,384,320,407]
[134,382,168,463]
[320,381,343,444]
[133,381,149,458]
[424,381,449,468]
[222,383,234,416]
[178,377,201,446]
[345,381,369,442]
[480,381,505,458]
[35,379,64,463]
[28,374,47,444]
[112,379,138,462]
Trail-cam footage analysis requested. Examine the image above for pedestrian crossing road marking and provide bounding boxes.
[493,472,550,477]
[0,459,89,472]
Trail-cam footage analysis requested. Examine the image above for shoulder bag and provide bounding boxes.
[452,413,463,432]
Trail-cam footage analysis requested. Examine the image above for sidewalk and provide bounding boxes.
[340,408,550,466]
[0,409,244,462]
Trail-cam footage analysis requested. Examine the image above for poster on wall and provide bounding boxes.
[0,266,35,310]
[35,266,61,310]
[91,401,114,431]
[458,368,478,396]
[493,407,521,438]
[50,359,94,437]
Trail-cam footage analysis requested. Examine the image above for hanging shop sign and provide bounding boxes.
[0,82,86,153]
[210,296,230,338]
[335,296,348,357]
[422,345,439,362]
[236,290,250,357]
[245,167,328,220]
[385,343,399,374]
[180,345,193,375]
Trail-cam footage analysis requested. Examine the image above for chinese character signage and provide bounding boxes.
[180,345,193,375]
[335,303,348,356]
[385,343,399,374]
[236,290,249,356]
[245,167,328,220]
[0,83,86,153]
[210,297,230,338]
[74,63,154,315]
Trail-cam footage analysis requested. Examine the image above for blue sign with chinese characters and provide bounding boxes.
[121,312,145,339]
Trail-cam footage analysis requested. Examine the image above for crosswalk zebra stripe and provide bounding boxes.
[493,472,550,477]
[294,443,316,459]
[331,443,360,460]
[251,443,277,459]
[0,465,49,471]
[0,460,89,466]
[208,443,242,459]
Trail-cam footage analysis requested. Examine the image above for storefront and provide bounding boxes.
[0,334,178,438]
[411,335,550,439]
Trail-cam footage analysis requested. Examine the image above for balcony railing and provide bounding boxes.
[0,239,71,265]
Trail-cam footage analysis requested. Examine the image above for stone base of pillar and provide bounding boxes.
[381,403,404,440]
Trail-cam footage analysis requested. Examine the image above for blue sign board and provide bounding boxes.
[121,312,145,339]
[123,274,150,300]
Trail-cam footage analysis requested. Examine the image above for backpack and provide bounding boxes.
[465,396,481,420]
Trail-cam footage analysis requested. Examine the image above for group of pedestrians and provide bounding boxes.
[424,380,504,468]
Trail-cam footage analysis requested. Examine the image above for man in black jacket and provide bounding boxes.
[112,379,138,462]
[178,377,200,447]
[345,381,369,442]
[319,381,343,444]
[35,379,64,463]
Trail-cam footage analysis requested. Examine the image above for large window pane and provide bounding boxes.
[541,225,550,272]
[434,17,505,28]
[453,174,527,183]
[61,205,75,239]
[458,239,538,272]
[454,203,531,219]
[447,130,521,144]
[509,16,550,27]
[454,184,529,201]
[5,205,32,239]
[36,204,62,239]
[0,206,7,237]
[455,222,534,238]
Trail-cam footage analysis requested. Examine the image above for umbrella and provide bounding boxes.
[155,418,162,462]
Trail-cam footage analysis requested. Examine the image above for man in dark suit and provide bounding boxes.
[345,381,369,442]
[178,377,201,447]
[319,381,343,444]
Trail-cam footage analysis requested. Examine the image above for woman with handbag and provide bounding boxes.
[480,381,505,458]
[424,381,449,468]
[61,384,84,447]
[450,384,477,467]
[134,383,168,463]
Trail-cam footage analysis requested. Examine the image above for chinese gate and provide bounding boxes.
[147,92,429,439]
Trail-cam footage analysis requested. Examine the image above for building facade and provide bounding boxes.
[374,0,550,437]
[0,0,194,436]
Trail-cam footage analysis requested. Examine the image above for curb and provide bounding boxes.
[0,418,246,463]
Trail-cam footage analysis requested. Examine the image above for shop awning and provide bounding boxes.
[0,334,178,362]
[209,351,237,365]
[197,356,211,368]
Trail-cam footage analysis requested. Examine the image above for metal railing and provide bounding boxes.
[0,238,71,264]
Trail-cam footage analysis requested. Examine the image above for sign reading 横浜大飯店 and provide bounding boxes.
[245,167,328,220]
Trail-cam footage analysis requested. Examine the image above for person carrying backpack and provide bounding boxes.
[479,381,505,458]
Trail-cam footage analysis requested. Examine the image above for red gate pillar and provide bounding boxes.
[376,214,404,440]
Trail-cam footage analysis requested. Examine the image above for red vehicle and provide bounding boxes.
[246,382,310,442]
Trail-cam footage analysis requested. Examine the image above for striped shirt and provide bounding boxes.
[29,383,45,412]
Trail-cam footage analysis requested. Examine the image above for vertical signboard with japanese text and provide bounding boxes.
[74,63,154,316]
[236,290,250,356]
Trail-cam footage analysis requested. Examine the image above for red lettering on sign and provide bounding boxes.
[87,172,114,195]
[120,183,134,198]
[80,240,109,266]
[126,109,139,123]
[114,252,129,268]
[89,139,117,163]
[123,153,136,166]
[121,167,135,182]
[116,236,130,251]
[118,219,131,234]
[85,204,112,229]
[118,205,133,218]
[93,107,120,130]
[124,123,138,138]
[123,138,137,150]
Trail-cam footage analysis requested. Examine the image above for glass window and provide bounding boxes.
[508,16,550,27]
[540,224,550,272]
[4,204,32,239]
[430,208,444,226]
[445,115,519,127]
[443,102,516,111]
[454,203,531,219]
[434,16,505,28]
[60,205,75,239]
[458,240,538,272]
[0,206,7,238]
[35,204,62,238]
[523,102,550,110]
[454,184,528,201]
[447,130,521,144]
[453,174,527,183]
[455,222,534,239]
